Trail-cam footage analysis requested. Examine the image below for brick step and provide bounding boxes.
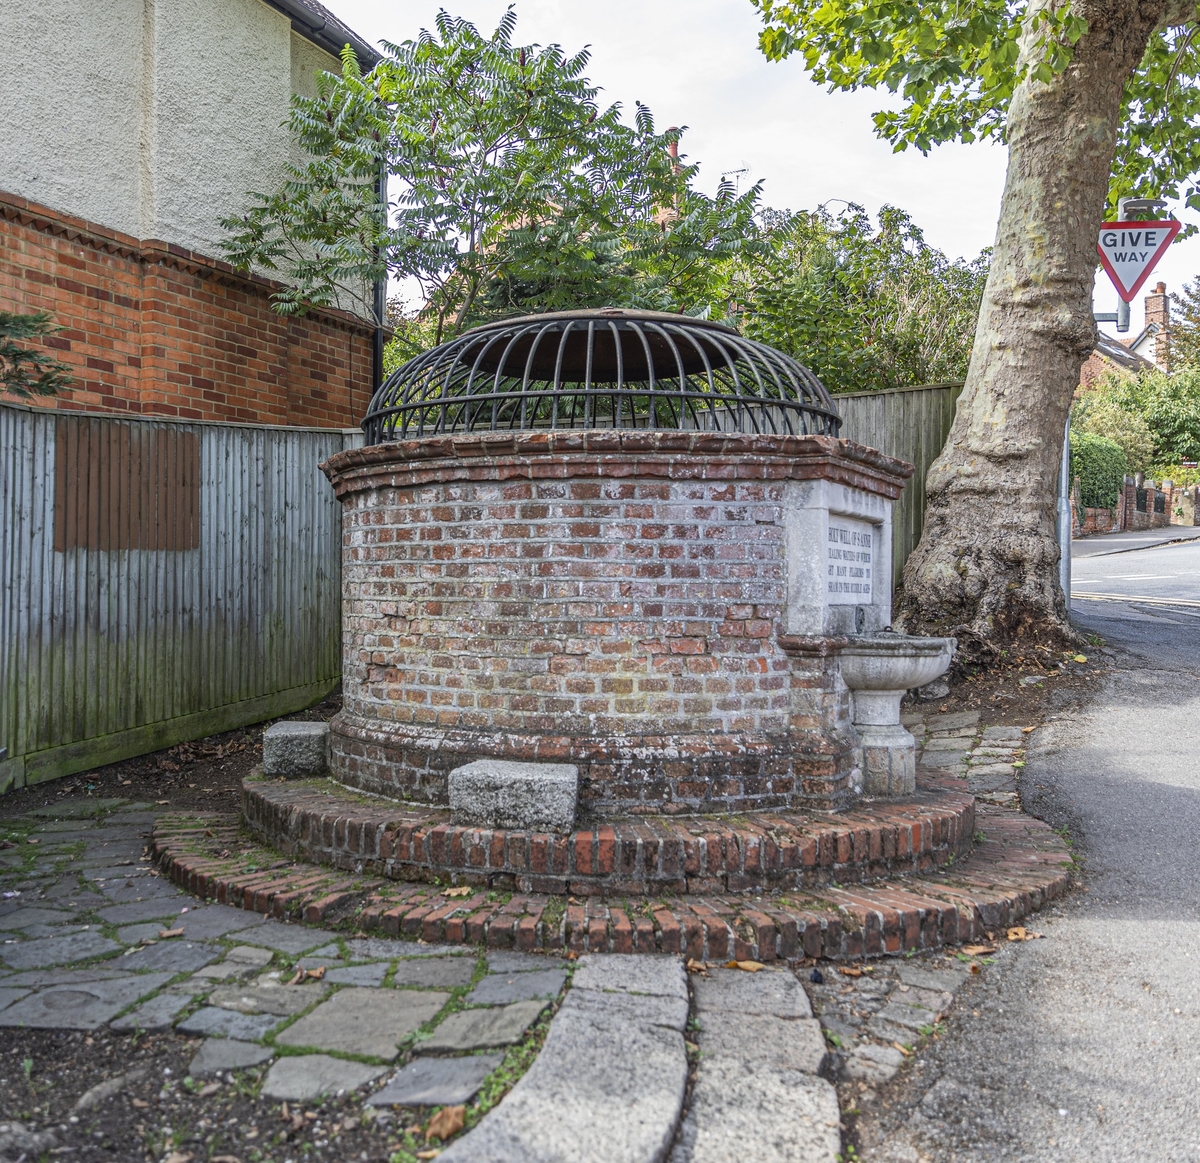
[150,804,1069,962]
[239,774,976,895]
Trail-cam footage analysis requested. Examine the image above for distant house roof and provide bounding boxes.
[1094,333,1155,373]
[266,0,380,67]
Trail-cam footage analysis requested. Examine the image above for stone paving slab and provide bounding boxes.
[234,920,339,955]
[110,991,190,1031]
[486,951,569,973]
[175,1006,280,1041]
[672,1061,840,1163]
[571,954,687,1001]
[0,930,121,970]
[844,1042,905,1084]
[0,907,74,930]
[0,972,172,1030]
[0,986,31,1011]
[420,999,548,1053]
[559,982,689,1032]
[96,900,181,925]
[348,938,464,960]
[276,986,449,1060]
[324,963,389,987]
[30,799,128,818]
[209,982,327,1016]
[692,967,812,1018]
[697,1011,827,1074]
[391,956,477,988]
[117,940,219,973]
[896,965,967,993]
[261,1054,388,1101]
[0,967,131,988]
[167,904,263,940]
[465,968,566,1006]
[368,1052,504,1108]
[189,1038,275,1077]
[117,923,168,945]
[440,956,688,1163]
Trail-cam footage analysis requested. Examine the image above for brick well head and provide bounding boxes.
[321,429,912,818]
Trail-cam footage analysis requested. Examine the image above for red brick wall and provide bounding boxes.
[321,431,912,817]
[0,190,375,427]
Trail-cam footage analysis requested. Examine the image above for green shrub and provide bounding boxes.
[1069,431,1127,510]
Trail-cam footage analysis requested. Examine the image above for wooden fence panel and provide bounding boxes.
[0,402,359,793]
[835,383,963,586]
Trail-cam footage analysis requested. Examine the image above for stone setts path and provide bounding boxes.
[0,710,1068,1161]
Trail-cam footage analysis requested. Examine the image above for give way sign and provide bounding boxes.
[1096,220,1181,301]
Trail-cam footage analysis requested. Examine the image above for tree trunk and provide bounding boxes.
[896,0,1168,655]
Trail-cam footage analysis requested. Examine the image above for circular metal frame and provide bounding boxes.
[362,308,842,443]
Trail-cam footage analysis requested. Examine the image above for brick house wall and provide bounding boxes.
[2,191,374,426]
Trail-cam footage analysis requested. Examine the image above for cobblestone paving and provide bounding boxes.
[0,798,567,1161]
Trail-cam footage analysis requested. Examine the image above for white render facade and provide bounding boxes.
[0,0,371,255]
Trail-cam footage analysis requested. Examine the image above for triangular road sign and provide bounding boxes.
[1096,219,1181,301]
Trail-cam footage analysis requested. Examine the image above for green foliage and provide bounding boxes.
[1071,383,1156,473]
[1069,431,1127,509]
[224,10,760,338]
[751,0,1200,217]
[1170,278,1200,368]
[0,311,73,399]
[1113,367,1200,463]
[730,204,988,392]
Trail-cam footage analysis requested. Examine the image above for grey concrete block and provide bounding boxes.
[261,1053,387,1101]
[692,967,812,1019]
[571,953,688,1002]
[697,1012,827,1075]
[420,999,548,1052]
[485,951,568,974]
[449,759,578,832]
[189,1038,275,1077]
[368,1053,504,1107]
[118,941,221,974]
[276,987,449,1060]
[165,904,262,940]
[325,963,389,987]
[263,720,330,778]
[682,1059,841,1163]
[439,979,688,1163]
[466,968,566,1006]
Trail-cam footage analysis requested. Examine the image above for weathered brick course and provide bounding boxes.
[0,190,374,426]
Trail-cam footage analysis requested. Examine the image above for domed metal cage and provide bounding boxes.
[361,308,842,444]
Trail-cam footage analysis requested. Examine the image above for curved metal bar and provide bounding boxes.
[607,320,625,429]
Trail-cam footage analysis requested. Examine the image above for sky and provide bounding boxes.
[330,0,1199,338]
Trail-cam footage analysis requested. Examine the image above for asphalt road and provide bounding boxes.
[861,535,1200,1163]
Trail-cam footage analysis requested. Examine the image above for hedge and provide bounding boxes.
[1070,431,1127,510]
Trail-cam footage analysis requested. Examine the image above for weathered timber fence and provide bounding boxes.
[0,401,360,793]
[836,382,964,586]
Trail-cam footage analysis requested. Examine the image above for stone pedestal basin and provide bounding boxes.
[839,634,956,796]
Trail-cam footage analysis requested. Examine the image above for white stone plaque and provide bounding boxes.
[826,516,874,604]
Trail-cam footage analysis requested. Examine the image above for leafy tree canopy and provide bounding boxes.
[751,0,1200,217]
[730,203,988,391]
[223,9,761,341]
[0,311,73,400]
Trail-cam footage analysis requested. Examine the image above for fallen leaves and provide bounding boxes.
[210,1156,242,1163]
[157,928,184,940]
[155,800,170,806]
[1006,926,1044,942]
[288,966,326,985]
[131,1098,149,1109]
[838,967,863,978]
[442,886,472,898]
[961,944,997,956]
[724,960,765,972]
[415,1152,441,1161]
[1073,654,1088,664]
[686,958,710,975]
[198,1081,221,1097]
[1021,726,1036,734]
[163,1153,194,1163]
[26,837,40,846]
[425,1104,465,1141]
[892,1042,913,1057]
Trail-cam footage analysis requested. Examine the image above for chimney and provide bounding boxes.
[1145,281,1170,370]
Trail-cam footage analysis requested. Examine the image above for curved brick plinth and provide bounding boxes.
[150,797,1070,962]
[321,430,914,815]
[239,775,975,895]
